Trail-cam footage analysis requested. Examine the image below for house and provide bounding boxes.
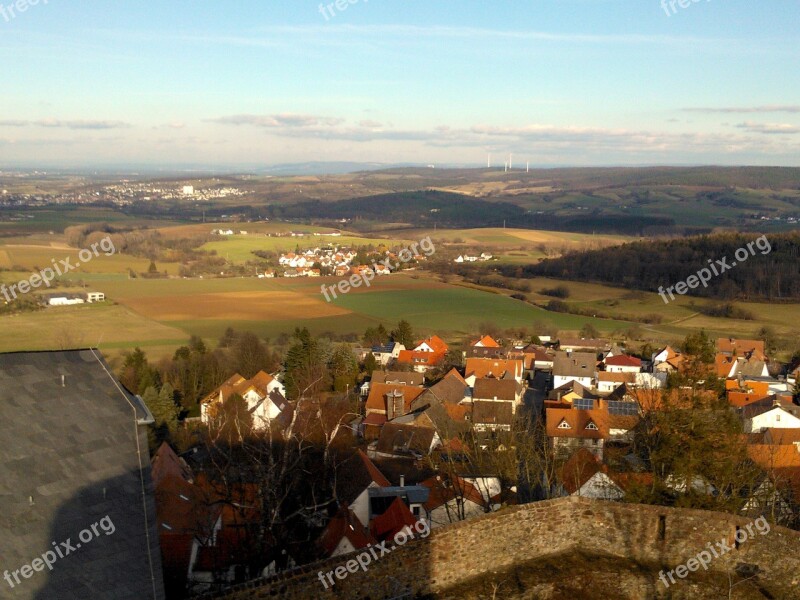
[464,357,524,386]
[596,372,636,393]
[548,380,599,406]
[716,338,770,378]
[47,294,86,306]
[603,354,642,374]
[653,346,685,374]
[370,342,406,366]
[546,405,608,459]
[368,481,430,525]
[371,370,424,387]
[0,350,165,599]
[408,369,473,438]
[559,449,625,501]
[473,335,500,348]
[464,335,506,359]
[371,409,440,459]
[717,338,767,361]
[471,378,522,431]
[363,383,427,438]
[334,450,391,527]
[652,345,680,365]
[200,371,290,431]
[152,444,221,596]
[396,335,449,373]
[86,291,105,302]
[740,400,800,433]
[318,507,376,558]
[421,475,488,529]
[369,497,423,542]
[553,351,597,389]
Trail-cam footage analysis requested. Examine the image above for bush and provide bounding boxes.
[545,300,570,313]
[540,285,571,299]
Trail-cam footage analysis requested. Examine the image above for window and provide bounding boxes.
[557,420,571,429]
[585,421,598,431]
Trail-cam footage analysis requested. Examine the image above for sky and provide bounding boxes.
[1,0,799,169]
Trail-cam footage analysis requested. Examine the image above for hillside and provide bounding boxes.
[518,231,800,301]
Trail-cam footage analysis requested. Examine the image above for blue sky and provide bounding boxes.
[1,0,799,168]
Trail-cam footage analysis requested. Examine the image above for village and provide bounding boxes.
[138,331,799,594]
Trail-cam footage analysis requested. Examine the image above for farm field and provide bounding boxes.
[0,302,188,360]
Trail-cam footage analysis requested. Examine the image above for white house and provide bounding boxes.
[553,351,596,389]
[200,371,289,430]
[603,354,642,374]
[744,404,800,433]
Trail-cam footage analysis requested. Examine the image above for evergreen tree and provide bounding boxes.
[329,344,359,393]
[391,320,414,348]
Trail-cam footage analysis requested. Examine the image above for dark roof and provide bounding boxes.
[0,350,165,600]
[371,342,400,354]
[335,450,391,506]
[376,422,437,458]
[427,369,469,404]
[553,351,597,378]
[472,401,514,426]
[473,378,518,402]
[371,370,424,386]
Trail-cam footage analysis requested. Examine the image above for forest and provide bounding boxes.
[508,231,800,301]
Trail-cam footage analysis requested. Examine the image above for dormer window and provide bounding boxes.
[585,421,598,431]
[557,420,571,430]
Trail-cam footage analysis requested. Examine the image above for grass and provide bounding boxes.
[0,303,188,358]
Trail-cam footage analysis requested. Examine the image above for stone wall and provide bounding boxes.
[198,496,800,599]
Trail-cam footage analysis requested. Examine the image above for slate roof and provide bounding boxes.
[0,349,165,600]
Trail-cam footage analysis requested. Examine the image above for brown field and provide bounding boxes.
[119,290,352,321]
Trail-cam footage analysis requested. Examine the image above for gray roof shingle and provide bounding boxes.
[0,350,165,599]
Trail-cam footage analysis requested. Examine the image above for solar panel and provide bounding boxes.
[608,401,639,416]
[573,398,594,410]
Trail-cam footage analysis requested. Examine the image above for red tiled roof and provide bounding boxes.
[357,449,391,487]
[604,355,642,368]
[421,475,485,510]
[318,508,375,556]
[396,350,446,368]
[560,448,603,494]
[546,407,609,439]
[472,335,500,348]
[369,497,419,542]
[465,358,523,380]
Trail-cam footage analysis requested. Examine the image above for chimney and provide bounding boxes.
[61,375,66,387]
[387,390,405,420]
[400,475,405,488]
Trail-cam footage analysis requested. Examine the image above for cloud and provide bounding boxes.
[684,105,800,114]
[253,24,717,47]
[0,119,130,130]
[736,121,800,135]
[206,112,800,157]
[209,114,345,128]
